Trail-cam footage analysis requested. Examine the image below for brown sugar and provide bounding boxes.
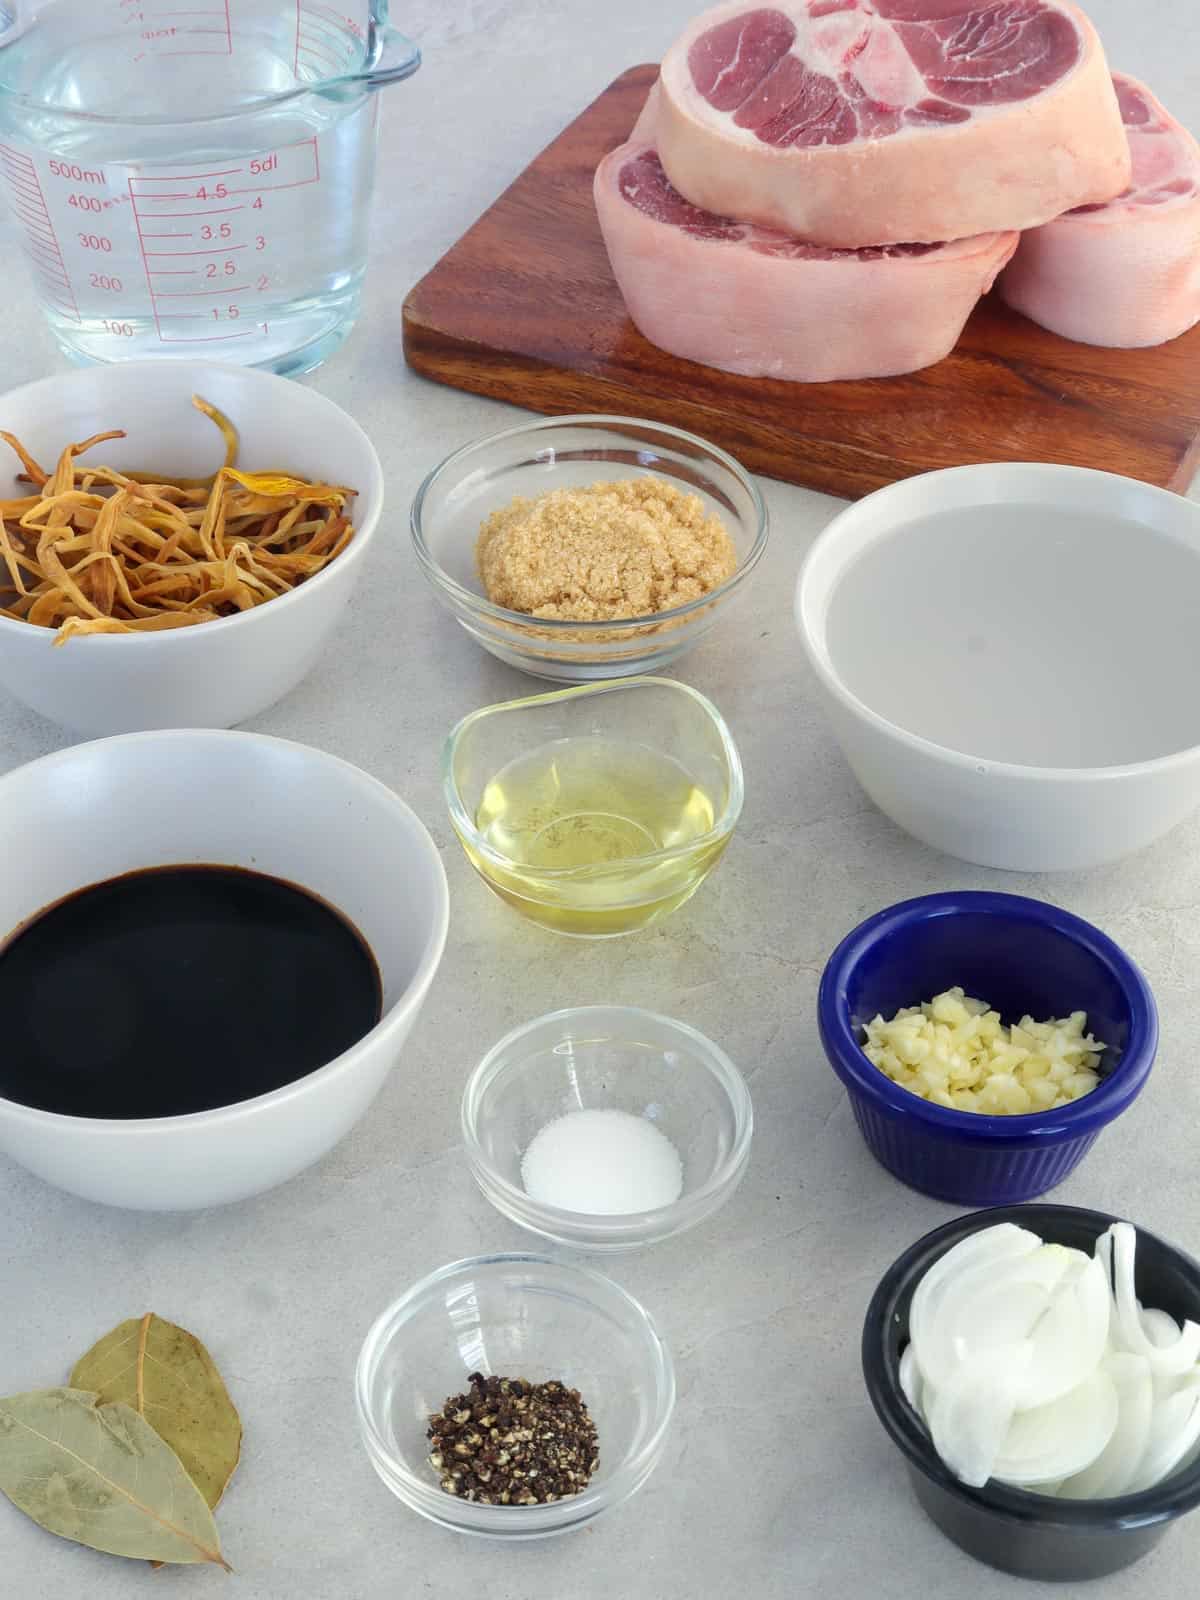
[475,476,738,623]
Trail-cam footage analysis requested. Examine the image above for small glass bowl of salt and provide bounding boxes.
[462,1005,754,1252]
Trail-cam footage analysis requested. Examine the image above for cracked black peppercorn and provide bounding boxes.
[426,1372,600,1506]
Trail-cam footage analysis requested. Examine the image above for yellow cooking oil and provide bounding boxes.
[469,735,729,936]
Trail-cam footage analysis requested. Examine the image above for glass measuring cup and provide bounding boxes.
[0,0,419,373]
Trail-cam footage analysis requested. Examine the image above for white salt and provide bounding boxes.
[520,1107,684,1215]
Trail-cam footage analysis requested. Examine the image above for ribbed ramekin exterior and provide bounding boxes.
[847,1092,1100,1205]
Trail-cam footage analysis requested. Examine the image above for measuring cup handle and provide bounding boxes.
[361,26,422,91]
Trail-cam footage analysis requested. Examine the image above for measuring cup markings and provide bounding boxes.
[0,144,82,321]
[2,134,329,347]
[125,1,234,61]
[295,4,365,77]
[128,138,319,342]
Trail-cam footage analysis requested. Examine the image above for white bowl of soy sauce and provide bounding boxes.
[0,729,449,1209]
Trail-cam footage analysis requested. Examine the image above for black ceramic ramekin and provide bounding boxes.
[862,1204,1200,1582]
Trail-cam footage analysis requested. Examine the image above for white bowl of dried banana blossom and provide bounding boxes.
[0,360,382,734]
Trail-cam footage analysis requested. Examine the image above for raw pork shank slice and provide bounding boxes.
[593,141,1018,381]
[1000,75,1200,348]
[656,1,1130,246]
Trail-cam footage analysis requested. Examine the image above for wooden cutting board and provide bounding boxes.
[403,64,1200,501]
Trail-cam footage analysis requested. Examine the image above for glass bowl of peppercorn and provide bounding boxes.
[354,1252,676,1537]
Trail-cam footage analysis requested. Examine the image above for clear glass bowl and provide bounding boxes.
[411,414,769,681]
[462,1006,754,1252]
[442,676,744,938]
[354,1253,676,1539]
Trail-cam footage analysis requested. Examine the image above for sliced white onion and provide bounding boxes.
[994,1368,1119,1487]
[899,1343,922,1415]
[928,1343,1032,1488]
[1171,1420,1200,1478]
[1126,1377,1200,1493]
[1107,1224,1200,1377]
[910,1224,1041,1382]
[1095,1226,1113,1282]
[1011,1253,1111,1410]
[1057,1353,1154,1500]
[914,1243,1078,1389]
[1143,1307,1183,1349]
[914,1222,1200,1499]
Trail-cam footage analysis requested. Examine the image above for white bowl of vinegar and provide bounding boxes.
[796,463,1200,872]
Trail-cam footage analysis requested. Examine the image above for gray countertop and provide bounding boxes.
[3,3,1200,1596]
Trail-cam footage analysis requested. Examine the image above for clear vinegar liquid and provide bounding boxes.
[470,737,727,937]
[0,10,378,373]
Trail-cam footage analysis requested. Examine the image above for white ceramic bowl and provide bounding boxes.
[0,360,383,736]
[0,729,449,1209]
[797,464,1200,872]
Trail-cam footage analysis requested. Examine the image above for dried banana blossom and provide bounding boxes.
[0,396,356,642]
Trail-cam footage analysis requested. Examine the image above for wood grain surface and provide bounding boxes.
[403,64,1200,501]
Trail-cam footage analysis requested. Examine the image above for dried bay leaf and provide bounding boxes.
[0,1388,229,1567]
[70,1313,242,1510]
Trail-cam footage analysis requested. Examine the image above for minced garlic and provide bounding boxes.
[475,477,737,622]
[862,986,1104,1115]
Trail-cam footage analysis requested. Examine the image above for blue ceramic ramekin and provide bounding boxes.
[818,891,1157,1205]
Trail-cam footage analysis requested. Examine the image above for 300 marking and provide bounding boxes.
[78,233,112,252]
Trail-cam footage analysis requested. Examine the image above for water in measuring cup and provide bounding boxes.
[0,8,381,372]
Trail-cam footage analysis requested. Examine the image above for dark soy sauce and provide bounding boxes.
[0,865,382,1119]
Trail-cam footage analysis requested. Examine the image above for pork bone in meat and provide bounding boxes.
[1000,75,1200,348]
[656,1,1130,246]
[593,141,1018,381]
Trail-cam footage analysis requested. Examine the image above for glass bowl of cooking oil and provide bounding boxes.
[442,677,743,938]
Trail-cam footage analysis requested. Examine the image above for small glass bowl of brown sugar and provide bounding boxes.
[355,1253,675,1538]
[411,414,768,682]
